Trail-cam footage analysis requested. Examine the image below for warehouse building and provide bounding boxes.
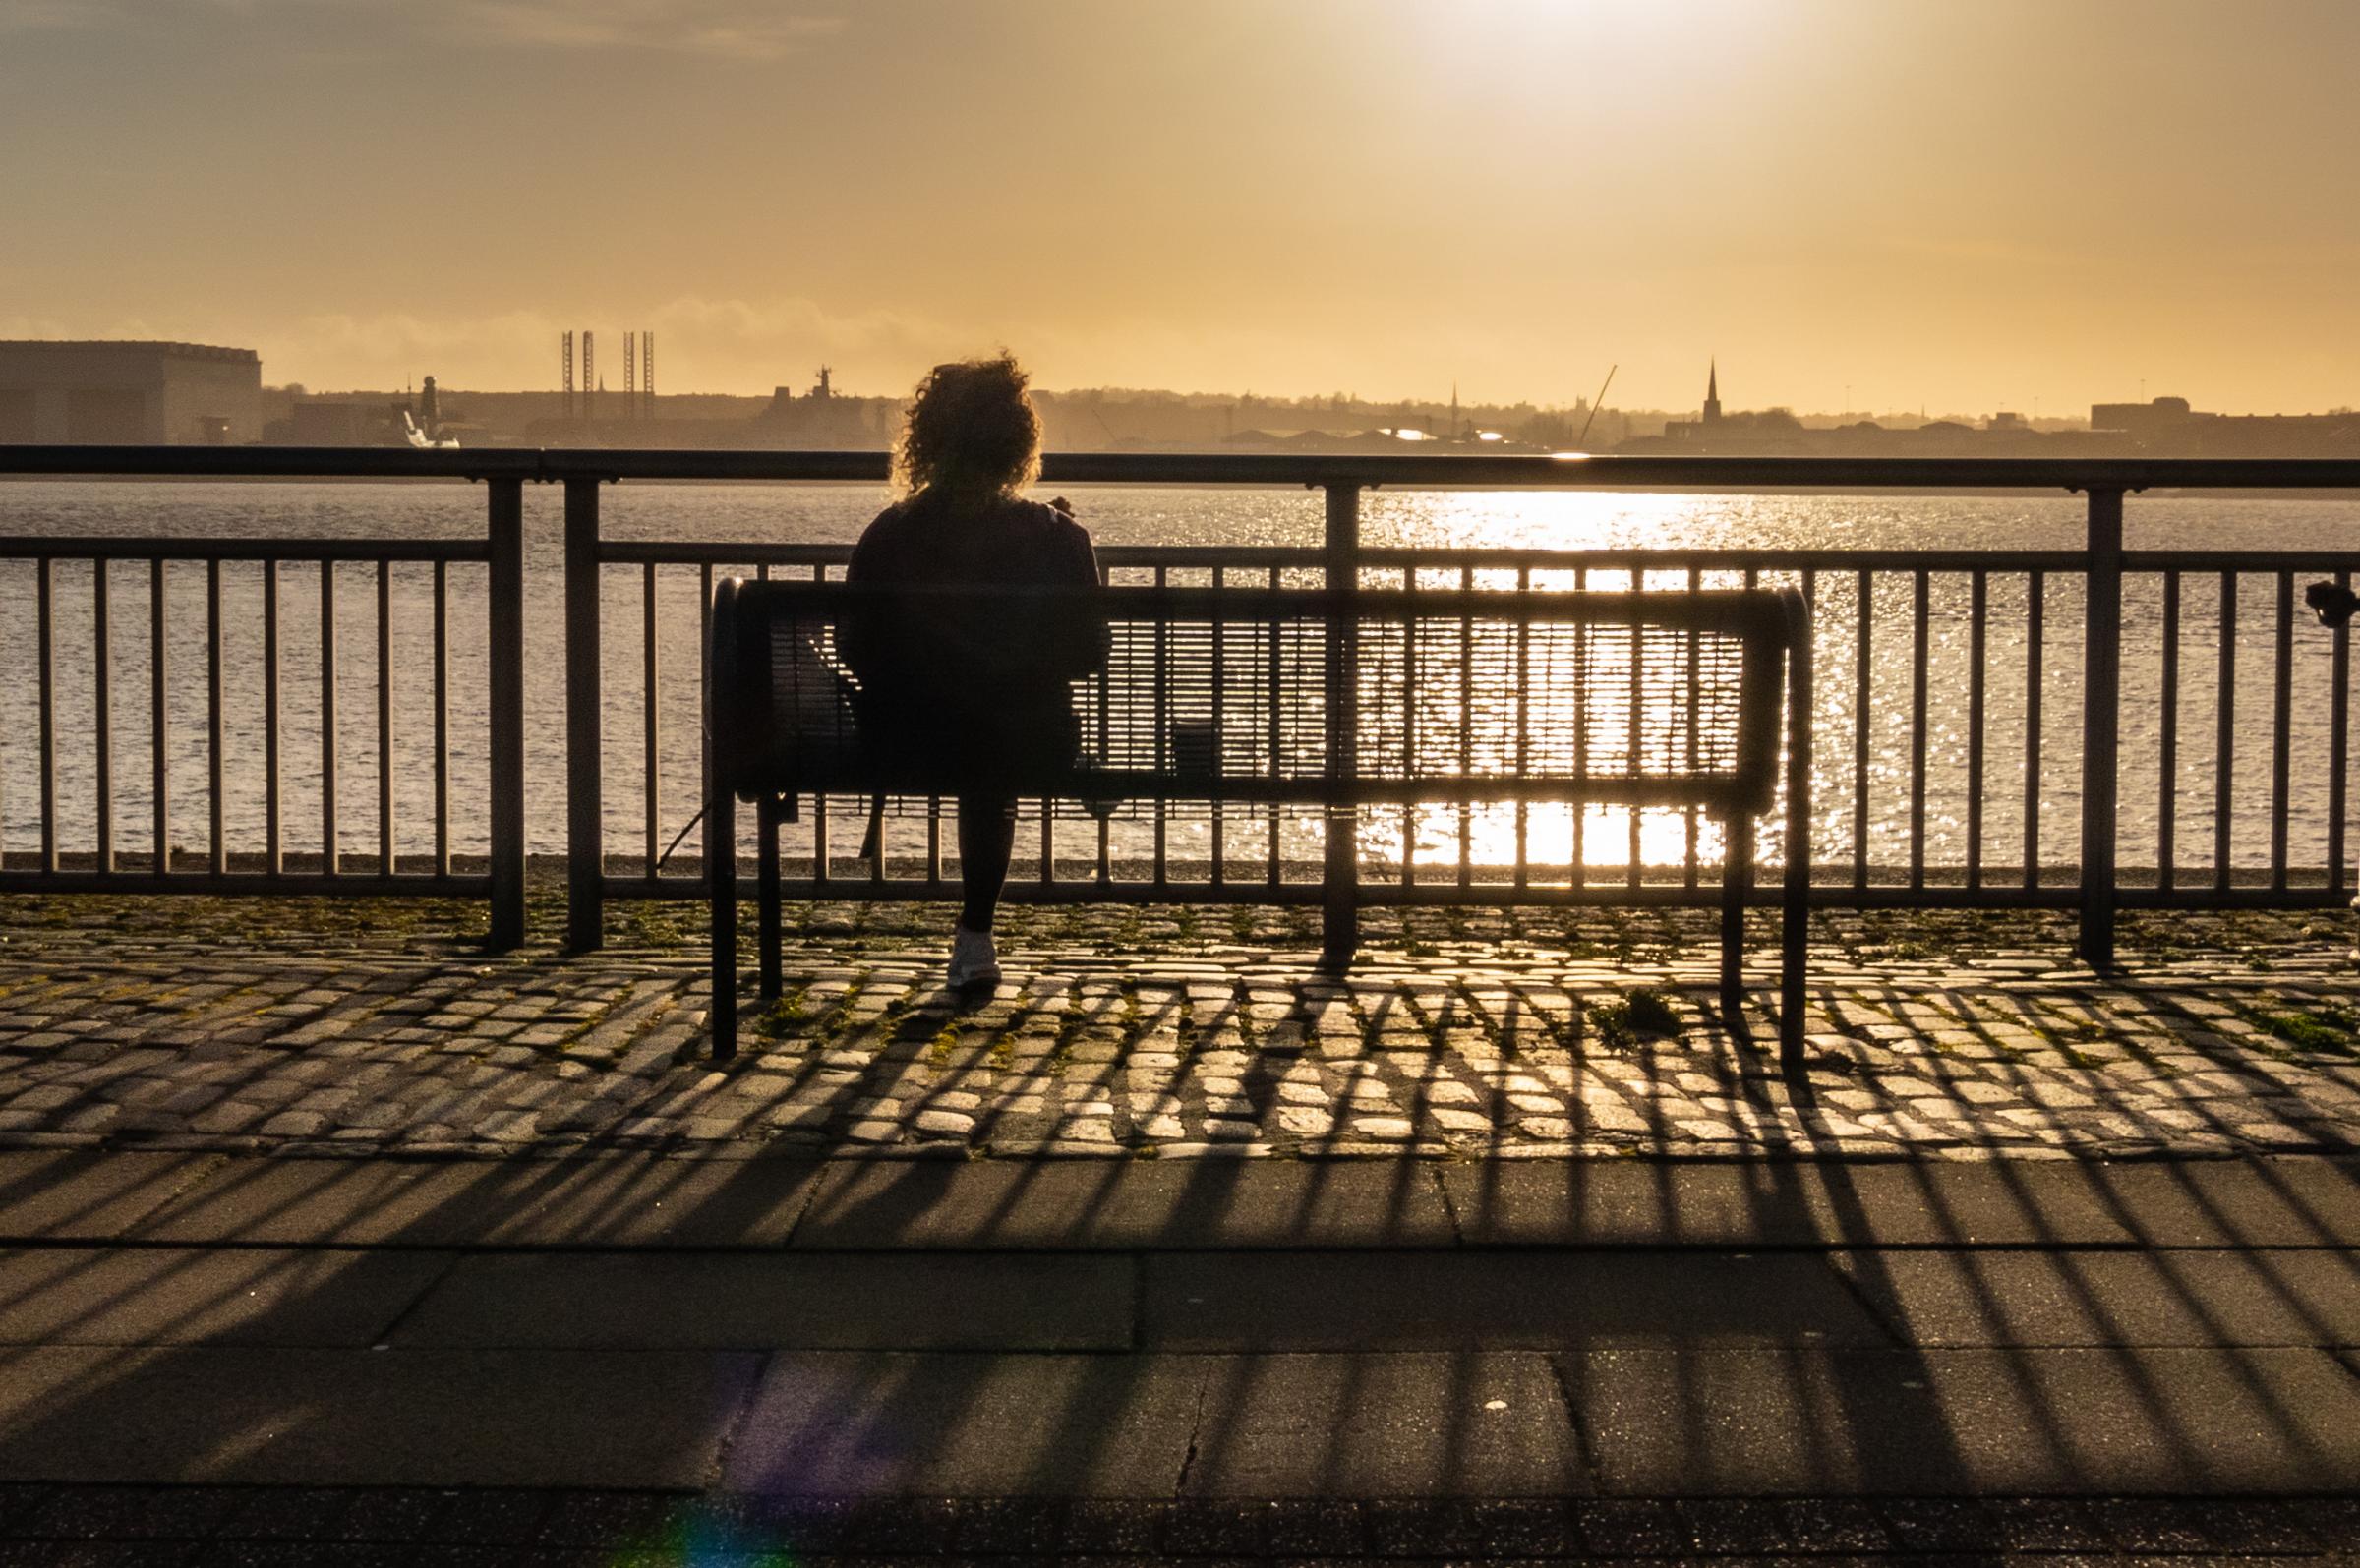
[0,340,263,444]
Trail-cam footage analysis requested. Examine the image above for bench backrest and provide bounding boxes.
[710,579,1804,815]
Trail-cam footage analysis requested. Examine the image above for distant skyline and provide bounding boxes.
[5,0,2356,413]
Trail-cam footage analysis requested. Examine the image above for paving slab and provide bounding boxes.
[0,1247,450,1348]
[125,1160,548,1248]
[1141,1251,1892,1350]
[790,1158,1456,1249]
[0,1347,761,1487]
[1833,1249,2360,1348]
[2088,1160,2360,1248]
[720,1351,1201,1496]
[1178,1352,1590,1498]
[1562,1345,2360,1495]
[391,1250,1133,1350]
[0,1153,220,1242]
[129,1154,825,1249]
[1440,1159,2153,1249]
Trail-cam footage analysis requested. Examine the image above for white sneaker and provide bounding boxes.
[947,926,1002,990]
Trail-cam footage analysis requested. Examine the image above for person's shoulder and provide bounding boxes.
[854,498,918,546]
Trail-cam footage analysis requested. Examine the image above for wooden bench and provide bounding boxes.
[705,578,1813,1066]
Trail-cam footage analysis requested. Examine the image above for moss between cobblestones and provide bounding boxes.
[2249,999,2360,1056]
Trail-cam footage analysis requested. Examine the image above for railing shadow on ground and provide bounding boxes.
[0,889,2358,1522]
[0,1091,2354,1527]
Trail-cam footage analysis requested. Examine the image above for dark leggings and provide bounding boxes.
[958,796,1016,932]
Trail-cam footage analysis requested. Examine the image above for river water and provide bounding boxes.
[2,480,2356,881]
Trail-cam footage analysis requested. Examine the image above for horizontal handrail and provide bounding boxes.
[0,535,491,562]
[9,444,2360,491]
[610,539,2111,575]
[740,578,1803,633]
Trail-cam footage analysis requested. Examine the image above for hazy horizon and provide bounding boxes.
[6,0,2356,414]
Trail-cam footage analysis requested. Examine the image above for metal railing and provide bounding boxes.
[0,453,528,946]
[7,445,2360,969]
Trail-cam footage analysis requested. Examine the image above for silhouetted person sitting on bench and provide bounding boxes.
[841,354,1106,990]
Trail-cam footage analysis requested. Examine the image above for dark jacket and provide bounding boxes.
[840,492,1106,790]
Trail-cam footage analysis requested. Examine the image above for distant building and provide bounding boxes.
[2089,395,2360,456]
[0,340,263,444]
[2090,396,2195,440]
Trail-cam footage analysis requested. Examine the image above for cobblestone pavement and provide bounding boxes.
[3,891,2359,1159]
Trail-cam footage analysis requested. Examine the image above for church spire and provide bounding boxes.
[1703,359,1723,425]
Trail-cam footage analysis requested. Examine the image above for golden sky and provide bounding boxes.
[4,0,2355,414]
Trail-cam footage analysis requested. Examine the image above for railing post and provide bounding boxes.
[564,475,605,952]
[2080,487,2124,970]
[1782,590,1814,1074]
[1321,481,1360,968]
[485,478,526,951]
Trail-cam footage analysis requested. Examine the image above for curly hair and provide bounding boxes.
[892,354,1043,499]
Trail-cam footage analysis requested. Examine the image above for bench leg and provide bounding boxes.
[1720,813,1753,1038]
[1781,862,1808,1073]
[1320,805,1358,970]
[757,793,784,1002]
[709,784,738,1063]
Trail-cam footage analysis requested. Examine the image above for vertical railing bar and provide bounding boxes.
[562,477,603,944]
[1626,583,1642,892]
[1400,565,1416,888]
[264,560,280,876]
[1682,566,1700,889]
[2271,569,2293,890]
[926,796,943,886]
[485,479,526,949]
[1093,561,1113,887]
[1458,563,1473,889]
[433,560,449,879]
[2024,570,2043,892]
[1853,568,1871,890]
[36,559,55,873]
[206,559,224,877]
[1967,570,1986,889]
[377,559,393,876]
[1321,483,1361,962]
[1571,564,1587,889]
[2332,569,2352,898]
[149,558,167,877]
[320,559,337,878]
[1151,562,1168,888]
[644,561,660,880]
[1516,563,1532,890]
[2078,490,2124,968]
[1268,563,1281,889]
[2158,571,2180,892]
[2215,571,2237,891]
[1211,563,1226,887]
[94,559,111,874]
[1797,566,1816,881]
[1909,568,1929,890]
[698,563,713,886]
